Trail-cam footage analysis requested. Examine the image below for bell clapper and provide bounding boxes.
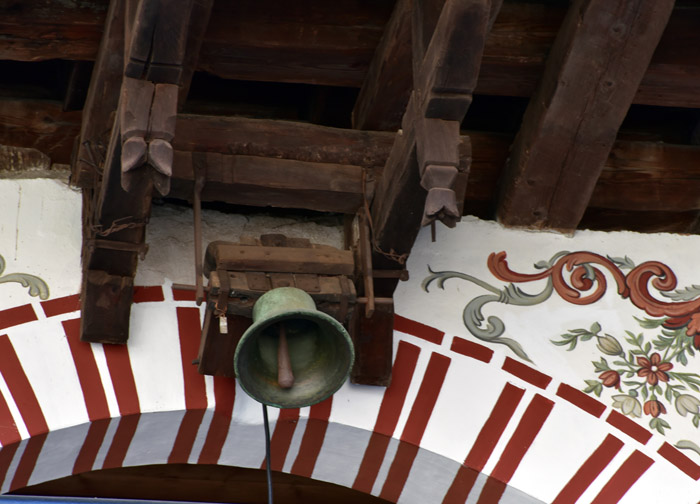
[277,323,294,389]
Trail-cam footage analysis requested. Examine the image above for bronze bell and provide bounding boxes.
[233,287,355,409]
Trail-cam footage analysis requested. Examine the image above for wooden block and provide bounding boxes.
[204,242,355,277]
[349,301,393,386]
[197,311,251,377]
[80,270,134,344]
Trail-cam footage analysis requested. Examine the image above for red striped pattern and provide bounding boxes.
[394,314,444,345]
[101,343,141,470]
[605,410,651,444]
[0,305,36,331]
[0,444,19,489]
[0,391,20,446]
[73,418,110,474]
[290,397,333,477]
[477,394,554,503]
[443,383,526,503]
[261,408,300,471]
[502,357,552,389]
[169,307,208,464]
[353,341,421,493]
[40,294,80,317]
[132,286,165,303]
[0,336,48,437]
[658,442,700,480]
[557,383,606,417]
[379,352,451,502]
[590,450,654,503]
[450,336,493,363]
[10,432,47,490]
[198,376,236,464]
[552,434,624,504]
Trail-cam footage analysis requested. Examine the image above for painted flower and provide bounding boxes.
[643,399,666,417]
[612,394,642,417]
[675,394,700,417]
[596,334,623,356]
[599,370,620,389]
[636,353,672,385]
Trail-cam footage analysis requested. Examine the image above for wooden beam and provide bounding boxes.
[496,0,675,232]
[370,0,489,267]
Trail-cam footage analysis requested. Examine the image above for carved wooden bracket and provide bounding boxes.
[120,77,177,195]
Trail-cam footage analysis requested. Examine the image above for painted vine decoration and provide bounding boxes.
[423,251,700,449]
[0,253,49,300]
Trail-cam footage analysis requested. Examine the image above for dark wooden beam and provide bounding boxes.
[496,0,675,232]
[3,2,698,109]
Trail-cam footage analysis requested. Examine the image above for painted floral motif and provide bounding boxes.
[0,253,49,300]
[423,250,700,452]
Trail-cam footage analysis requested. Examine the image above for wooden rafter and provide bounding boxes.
[496,0,676,232]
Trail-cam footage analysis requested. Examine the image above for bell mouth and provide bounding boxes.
[234,288,354,409]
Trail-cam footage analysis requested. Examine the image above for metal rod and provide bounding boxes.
[357,297,393,304]
[277,324,294,388]
[263,404,274,504]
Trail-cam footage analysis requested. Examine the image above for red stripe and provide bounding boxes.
[490,394,554,483]
[353,341,420,493]
[451,337,493,363]
[169,308,209,464]
[62,319,110,421]
[590,450,653,504]
[552,434,624,504]
[168,409,206,464]
[476,476,507,504]
[261,408,300,471]
[175,308,208,410]
[0,305,36,331]
[198,376,236,464]
[290,396,333,477]
[658,442,700,480]
[72,418,110,474]
[0,444,19,489]
[502,357,552,389]
[132,286,165,303]
[103,343,140,416]
[605,410,651,444]
[102,414,140,469]
[0,392,20,446]
[40,294,80,317]
[557,383,606,417]
[10,432,47,491]
[0,336,48,436]
[394,315,444,345]
[442,383,525,504]
[172,288,197,301]
[380,352,451,502]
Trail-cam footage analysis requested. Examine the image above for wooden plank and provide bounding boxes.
[80,270,134,344]
[205,244,355,277]
[349,301,393,386]
[496,0,675,232]
[197,312,251,377]
[169,151,365,214]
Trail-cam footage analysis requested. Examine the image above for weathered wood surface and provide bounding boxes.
[170,151,365,214]
[0,99,81,164]
[350,301,393,386]
[496,0,675,232]
[2,1,698,109]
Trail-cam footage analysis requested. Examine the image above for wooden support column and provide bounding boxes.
[496,0,675,232]
[79,0,214,343]
[370,0,490,269]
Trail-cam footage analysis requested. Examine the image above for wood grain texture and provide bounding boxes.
[496,0,676,231]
